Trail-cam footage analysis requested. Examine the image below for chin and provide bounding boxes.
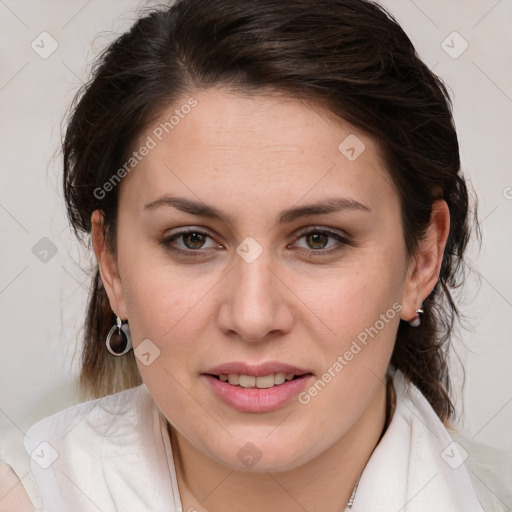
[203,429,320,473]
[217,449,309,474]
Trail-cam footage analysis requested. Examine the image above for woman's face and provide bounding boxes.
[94,88,429,472]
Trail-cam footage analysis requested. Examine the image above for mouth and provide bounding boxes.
[207,372,309,389]
[202,363,313,412]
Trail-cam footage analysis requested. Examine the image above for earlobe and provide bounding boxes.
[90,210,128,319]
[400,200,450,322]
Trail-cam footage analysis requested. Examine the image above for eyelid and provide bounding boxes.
[293,225,350,240]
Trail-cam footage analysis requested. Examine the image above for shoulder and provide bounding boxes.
[389,371,510,510]
[4,384,156,512]
[0,461,34,512]
[19,384,174,511]
[0,384,150,512]
[24,384,151,454]
[0,426,42,511]
[447,428,512,512]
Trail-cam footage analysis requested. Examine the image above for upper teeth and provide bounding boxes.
[219,373,296,388]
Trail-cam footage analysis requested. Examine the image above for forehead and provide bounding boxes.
[119,88,396,220]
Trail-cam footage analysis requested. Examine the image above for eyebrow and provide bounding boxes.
[143,194,370,225]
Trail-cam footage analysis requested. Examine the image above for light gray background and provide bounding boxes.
[1,0,511,452]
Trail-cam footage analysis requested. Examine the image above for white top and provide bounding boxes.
[1,370,511,511]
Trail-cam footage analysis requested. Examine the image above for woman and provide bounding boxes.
[1,0,510,510]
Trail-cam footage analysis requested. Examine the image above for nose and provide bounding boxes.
[217,250,294,343]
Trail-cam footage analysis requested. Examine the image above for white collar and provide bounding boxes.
[351,370,484,511]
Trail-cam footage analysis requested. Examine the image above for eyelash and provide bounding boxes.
[159,227,351,257]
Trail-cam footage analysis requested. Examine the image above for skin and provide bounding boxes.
[0,462,34,512]
[89,88,450,512]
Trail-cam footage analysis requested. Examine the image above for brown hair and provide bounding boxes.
[63,0,477,422]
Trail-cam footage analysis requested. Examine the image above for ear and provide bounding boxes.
[401,200,450,322]
[90,210,128,320]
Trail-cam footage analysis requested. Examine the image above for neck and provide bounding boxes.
[170,378,392,512]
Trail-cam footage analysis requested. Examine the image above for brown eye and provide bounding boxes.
[305,232,330,250]
[293,229,349,253]
[182,232,207,249]
[161,228,220,254]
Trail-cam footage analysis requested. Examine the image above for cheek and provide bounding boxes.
[119,266,210,426]
[118,236,214,339]
[121,269,212,359]
[116,265,209,406]
[303,257,405,337]
[292,255,406,401]
[294,266,402,431]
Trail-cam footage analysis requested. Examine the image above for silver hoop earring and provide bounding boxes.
[409,307,424,327]
[106,316,132,356]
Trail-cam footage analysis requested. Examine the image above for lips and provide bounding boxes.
[202,362,313,412]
